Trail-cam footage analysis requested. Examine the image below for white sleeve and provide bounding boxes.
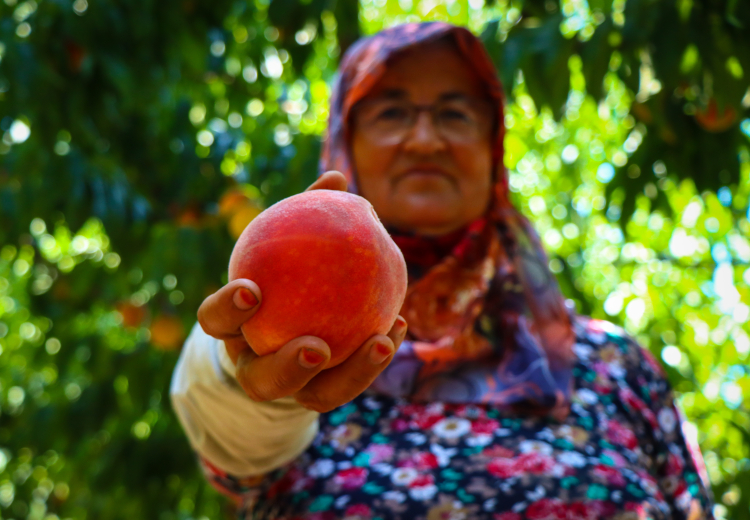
[169,322,319,478]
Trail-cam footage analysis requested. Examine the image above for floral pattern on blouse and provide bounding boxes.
[200,318,714,520]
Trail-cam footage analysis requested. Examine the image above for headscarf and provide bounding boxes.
[320,22,575,419]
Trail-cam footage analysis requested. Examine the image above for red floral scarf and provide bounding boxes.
[320,22,575,419]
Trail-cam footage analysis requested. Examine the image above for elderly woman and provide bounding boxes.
[171,23,714,520]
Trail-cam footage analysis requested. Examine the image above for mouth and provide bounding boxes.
[399,164,452,182]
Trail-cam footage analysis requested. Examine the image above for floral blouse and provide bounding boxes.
[199,318,714,520]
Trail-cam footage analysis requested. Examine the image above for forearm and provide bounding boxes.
[170,323,319,478]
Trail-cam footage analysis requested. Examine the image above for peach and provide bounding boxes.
[229,189,407,368]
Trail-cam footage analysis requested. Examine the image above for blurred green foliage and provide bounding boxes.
[0,0,749,519]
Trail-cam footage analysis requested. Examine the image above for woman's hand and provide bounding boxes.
[197,170,408,413]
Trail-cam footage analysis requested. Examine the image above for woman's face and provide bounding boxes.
[351,42,494,236]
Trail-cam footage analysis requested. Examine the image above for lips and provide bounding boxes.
[400,164,451,180]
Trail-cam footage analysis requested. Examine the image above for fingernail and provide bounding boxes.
[396,316,408,333]
[369,342,393,365]
[298,348,326,369]
[234,287,258,310]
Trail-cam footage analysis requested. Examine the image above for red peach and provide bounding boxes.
[229,189,407,368]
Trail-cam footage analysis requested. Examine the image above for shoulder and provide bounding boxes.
[570,317,678,433]
[570,316,675,416]
[571,316,667,383]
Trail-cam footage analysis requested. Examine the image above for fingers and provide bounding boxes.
[387,315,408,350]
[305,170,348,192]
[224,335,254,366]
[235,336,331,402]
[295,317,408,413]
[233,315,408,407]
[198,279,262,340]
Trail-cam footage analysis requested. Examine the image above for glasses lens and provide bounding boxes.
[356,100,413,143]
[354,98,492,144]
[435,99,488,142]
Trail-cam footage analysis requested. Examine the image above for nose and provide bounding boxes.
[402,111,447,154]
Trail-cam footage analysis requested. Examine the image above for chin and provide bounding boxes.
[392,212,464,236]
[392,194,457,229]
[376,190,475,235]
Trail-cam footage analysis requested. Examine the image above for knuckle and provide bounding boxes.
[297,393,334,413]
[201,323,220,339]
[202,326,219,340]
[349,371,376,390]
[197,309,219,337]
[241,383,268,403]
[267,370,299,398]
[352,357,383,385]
[239,371,276,403]
[196,306,208,328]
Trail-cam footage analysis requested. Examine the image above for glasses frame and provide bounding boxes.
[351,95,496,145]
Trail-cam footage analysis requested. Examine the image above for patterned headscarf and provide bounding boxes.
[320,22,575,419]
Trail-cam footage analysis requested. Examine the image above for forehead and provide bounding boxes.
[366,40,487,102]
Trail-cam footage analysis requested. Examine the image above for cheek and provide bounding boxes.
[451,142,493,192]
[351,131,396,198]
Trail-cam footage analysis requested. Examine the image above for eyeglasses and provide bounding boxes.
[352,96,494,145]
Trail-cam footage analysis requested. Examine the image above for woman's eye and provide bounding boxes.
[376,107,409,121]
[439,109,471,122]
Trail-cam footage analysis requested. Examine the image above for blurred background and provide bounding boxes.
[0,0,749,518]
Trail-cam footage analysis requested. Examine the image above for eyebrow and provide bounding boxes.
[377,89,472,102]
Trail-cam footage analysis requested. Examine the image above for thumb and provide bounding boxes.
[305,171,348,192]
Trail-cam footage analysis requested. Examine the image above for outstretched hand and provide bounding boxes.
[197,170,408,413]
